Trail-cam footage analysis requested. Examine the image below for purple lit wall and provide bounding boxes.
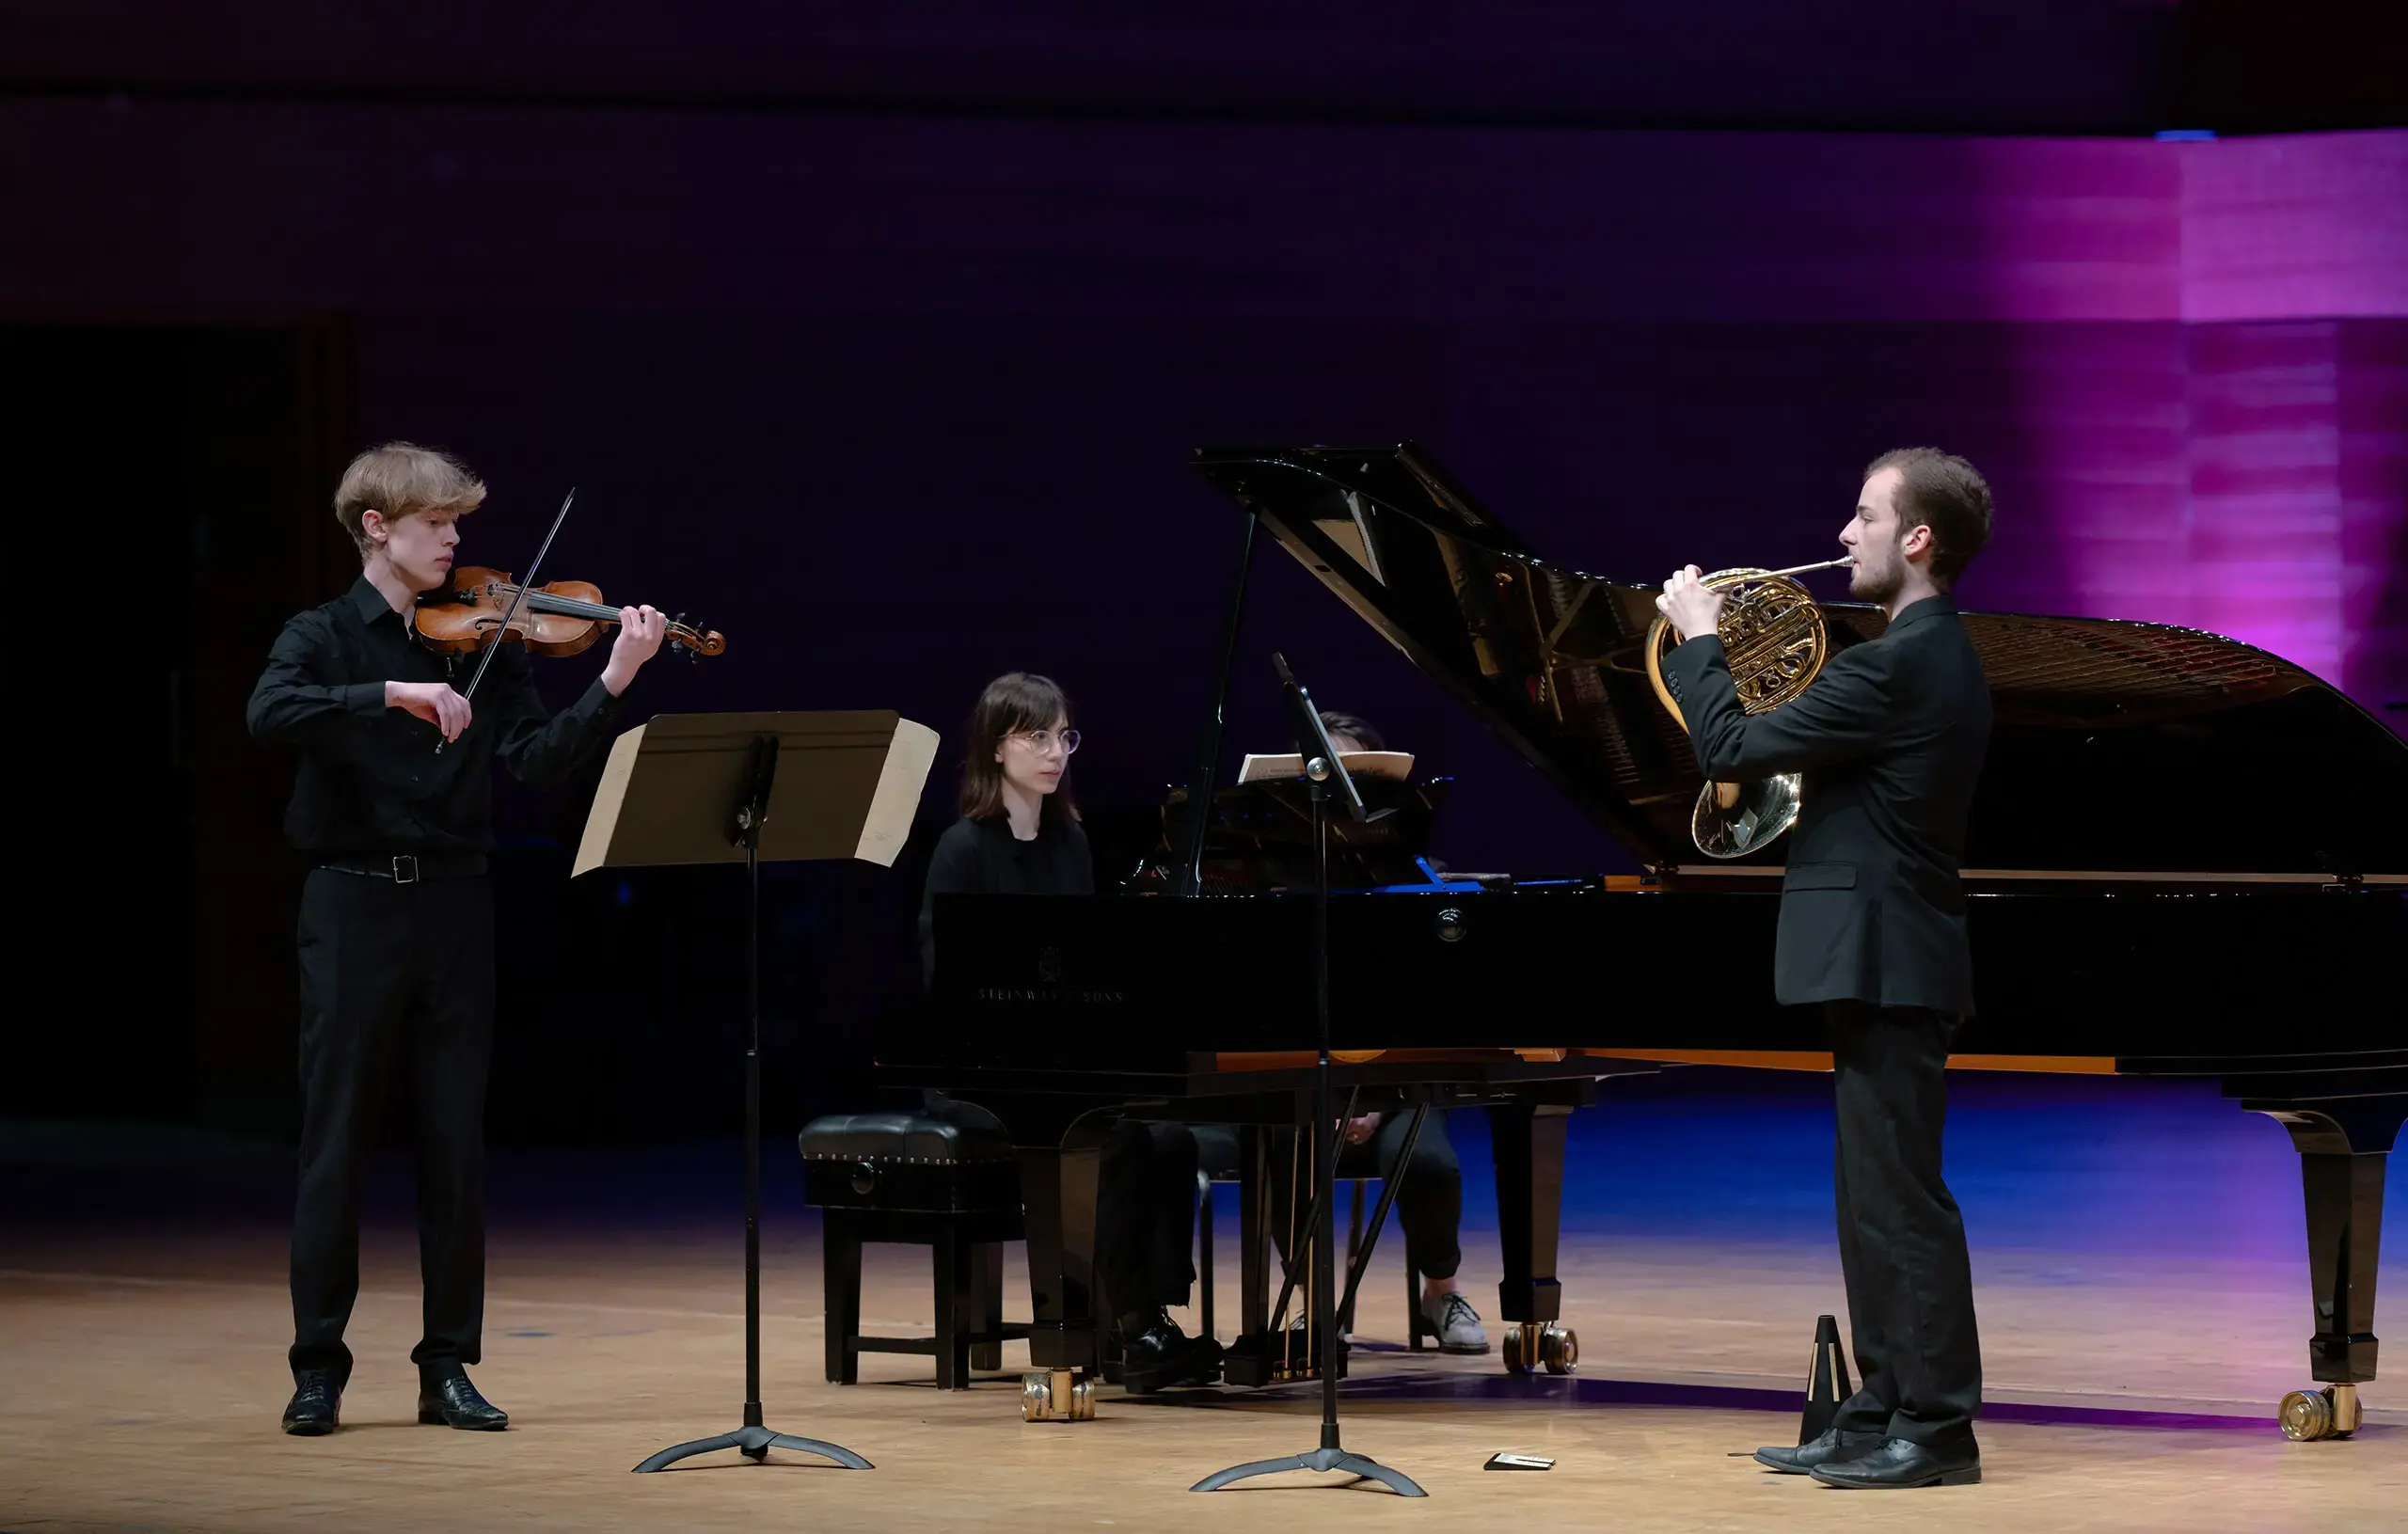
[1972,133,2408,715]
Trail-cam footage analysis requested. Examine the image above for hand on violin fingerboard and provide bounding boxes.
[387,680,473,742]
[600,606,667,697]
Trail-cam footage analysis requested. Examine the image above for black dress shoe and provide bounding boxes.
[281,1371,342,1436]
[418,1371,510,1431]
[1753,1426,1883,1474]
[1116,1308,1222,1394]
[1809,1435,1981,1489]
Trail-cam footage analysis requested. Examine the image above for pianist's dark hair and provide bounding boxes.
[959,672,1080,824]
[1317,711,1386,752]
[1865,447,1992,586]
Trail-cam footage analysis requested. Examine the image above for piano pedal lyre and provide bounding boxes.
[1021,1368,1097,1422]
[1502,1321,1578,1376]
[2279,1383,2361,1442]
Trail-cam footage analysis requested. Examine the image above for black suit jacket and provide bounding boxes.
[1661,594,1992,1015]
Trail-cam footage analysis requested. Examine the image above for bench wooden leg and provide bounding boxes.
[932,1226,969,1389]
[971,1241,1006,1370]
[825,1213,863,1384]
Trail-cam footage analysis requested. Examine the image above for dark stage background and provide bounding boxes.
[5,2,2402,1145]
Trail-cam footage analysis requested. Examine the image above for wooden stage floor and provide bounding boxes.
[4,1194,2402,1534]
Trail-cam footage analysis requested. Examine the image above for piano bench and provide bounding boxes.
[799,1110,1028,1390]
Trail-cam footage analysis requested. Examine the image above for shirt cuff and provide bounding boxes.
[579,675,625,721]
[343,681,388,715]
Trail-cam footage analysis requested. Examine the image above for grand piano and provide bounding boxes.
[884,443,2406,1439]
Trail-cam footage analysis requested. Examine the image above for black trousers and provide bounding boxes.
[290,869,495,1384]
[1095,1120,1199,1321]
[1263,1112,1463,1282]
[1825,1000,1983,1445]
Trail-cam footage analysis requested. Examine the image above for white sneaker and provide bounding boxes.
[1422,1290,1490,1353]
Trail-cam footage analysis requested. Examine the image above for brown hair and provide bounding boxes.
[958,672,1079,823]
[1864,448,1992,586]
[334,442,486,560]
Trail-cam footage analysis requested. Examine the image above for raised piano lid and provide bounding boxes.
[1193,442,2408,880]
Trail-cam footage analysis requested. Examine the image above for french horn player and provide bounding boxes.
[1655,449,2000,1491]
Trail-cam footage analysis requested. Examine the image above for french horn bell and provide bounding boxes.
[1643,558,1851,859]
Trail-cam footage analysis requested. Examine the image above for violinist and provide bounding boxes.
[246,442,668,1438]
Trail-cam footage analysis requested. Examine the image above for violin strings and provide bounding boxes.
[491,582,706,637]
[495,585,626,623]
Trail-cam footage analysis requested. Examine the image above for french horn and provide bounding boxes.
[1643,558,1852,859]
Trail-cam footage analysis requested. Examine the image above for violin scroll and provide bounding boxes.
[665,613,726,660]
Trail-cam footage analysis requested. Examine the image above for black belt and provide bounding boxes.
[316,852,488,884]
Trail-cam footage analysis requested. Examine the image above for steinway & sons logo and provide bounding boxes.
[973,943,1125,1006]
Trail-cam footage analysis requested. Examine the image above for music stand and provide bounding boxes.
[576,711,938,1474]
[1193,657,1426,1497]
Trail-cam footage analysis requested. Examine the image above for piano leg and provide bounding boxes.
[2246,1094,2406,1442]
[1016,1118,1110,1375]
[1486,1100,1578,1376]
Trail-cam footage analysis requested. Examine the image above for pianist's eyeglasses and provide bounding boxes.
[1006,728,1081,755]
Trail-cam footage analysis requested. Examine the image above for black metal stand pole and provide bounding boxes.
[1192,712,1425,1496]
[634,737,872,1474]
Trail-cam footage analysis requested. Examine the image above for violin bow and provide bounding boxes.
[434,486,575,752]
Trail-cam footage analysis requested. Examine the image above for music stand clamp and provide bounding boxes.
[1192,656,1427,1498]
[578,711,938,1475]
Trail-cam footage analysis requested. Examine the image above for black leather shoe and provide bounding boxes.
[281,1371,341,1436]
[1116,1309,1222,1394]
[417,1371,510,1431]
[1753,1426,1883,1474]
[1809,1435,1981,1488]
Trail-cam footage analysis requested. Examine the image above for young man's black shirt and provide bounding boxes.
[246,577,625,853]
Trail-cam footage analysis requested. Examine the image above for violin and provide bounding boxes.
[415,567,727,661]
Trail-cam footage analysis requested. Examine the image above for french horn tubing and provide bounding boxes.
[1643,557,1851,859]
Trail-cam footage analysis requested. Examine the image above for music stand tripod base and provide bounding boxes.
[1192,1445,1427,1496]
[635,1416,875,1474]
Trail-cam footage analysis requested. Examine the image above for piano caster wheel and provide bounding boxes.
[2280,1384,2360,1442]
[1022,1368,1096,1422]
[1504,1323,1577,1377]
[1540,1325,1578,1375]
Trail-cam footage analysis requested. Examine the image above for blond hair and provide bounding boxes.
[333,442,486,560]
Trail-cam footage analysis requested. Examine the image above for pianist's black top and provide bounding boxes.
[246,577,626,854]
[919,812,1094,983]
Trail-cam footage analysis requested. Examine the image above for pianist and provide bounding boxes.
[919,672,1222,1393]
[1656,448,1994,1491]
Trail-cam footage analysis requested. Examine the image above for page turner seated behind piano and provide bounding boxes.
[1193,711,1488,1353]
[917,672,1222,1393]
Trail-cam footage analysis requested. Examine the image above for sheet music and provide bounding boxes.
[1236,750,1412,784]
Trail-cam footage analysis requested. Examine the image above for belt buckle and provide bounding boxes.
[391,854,420,885]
